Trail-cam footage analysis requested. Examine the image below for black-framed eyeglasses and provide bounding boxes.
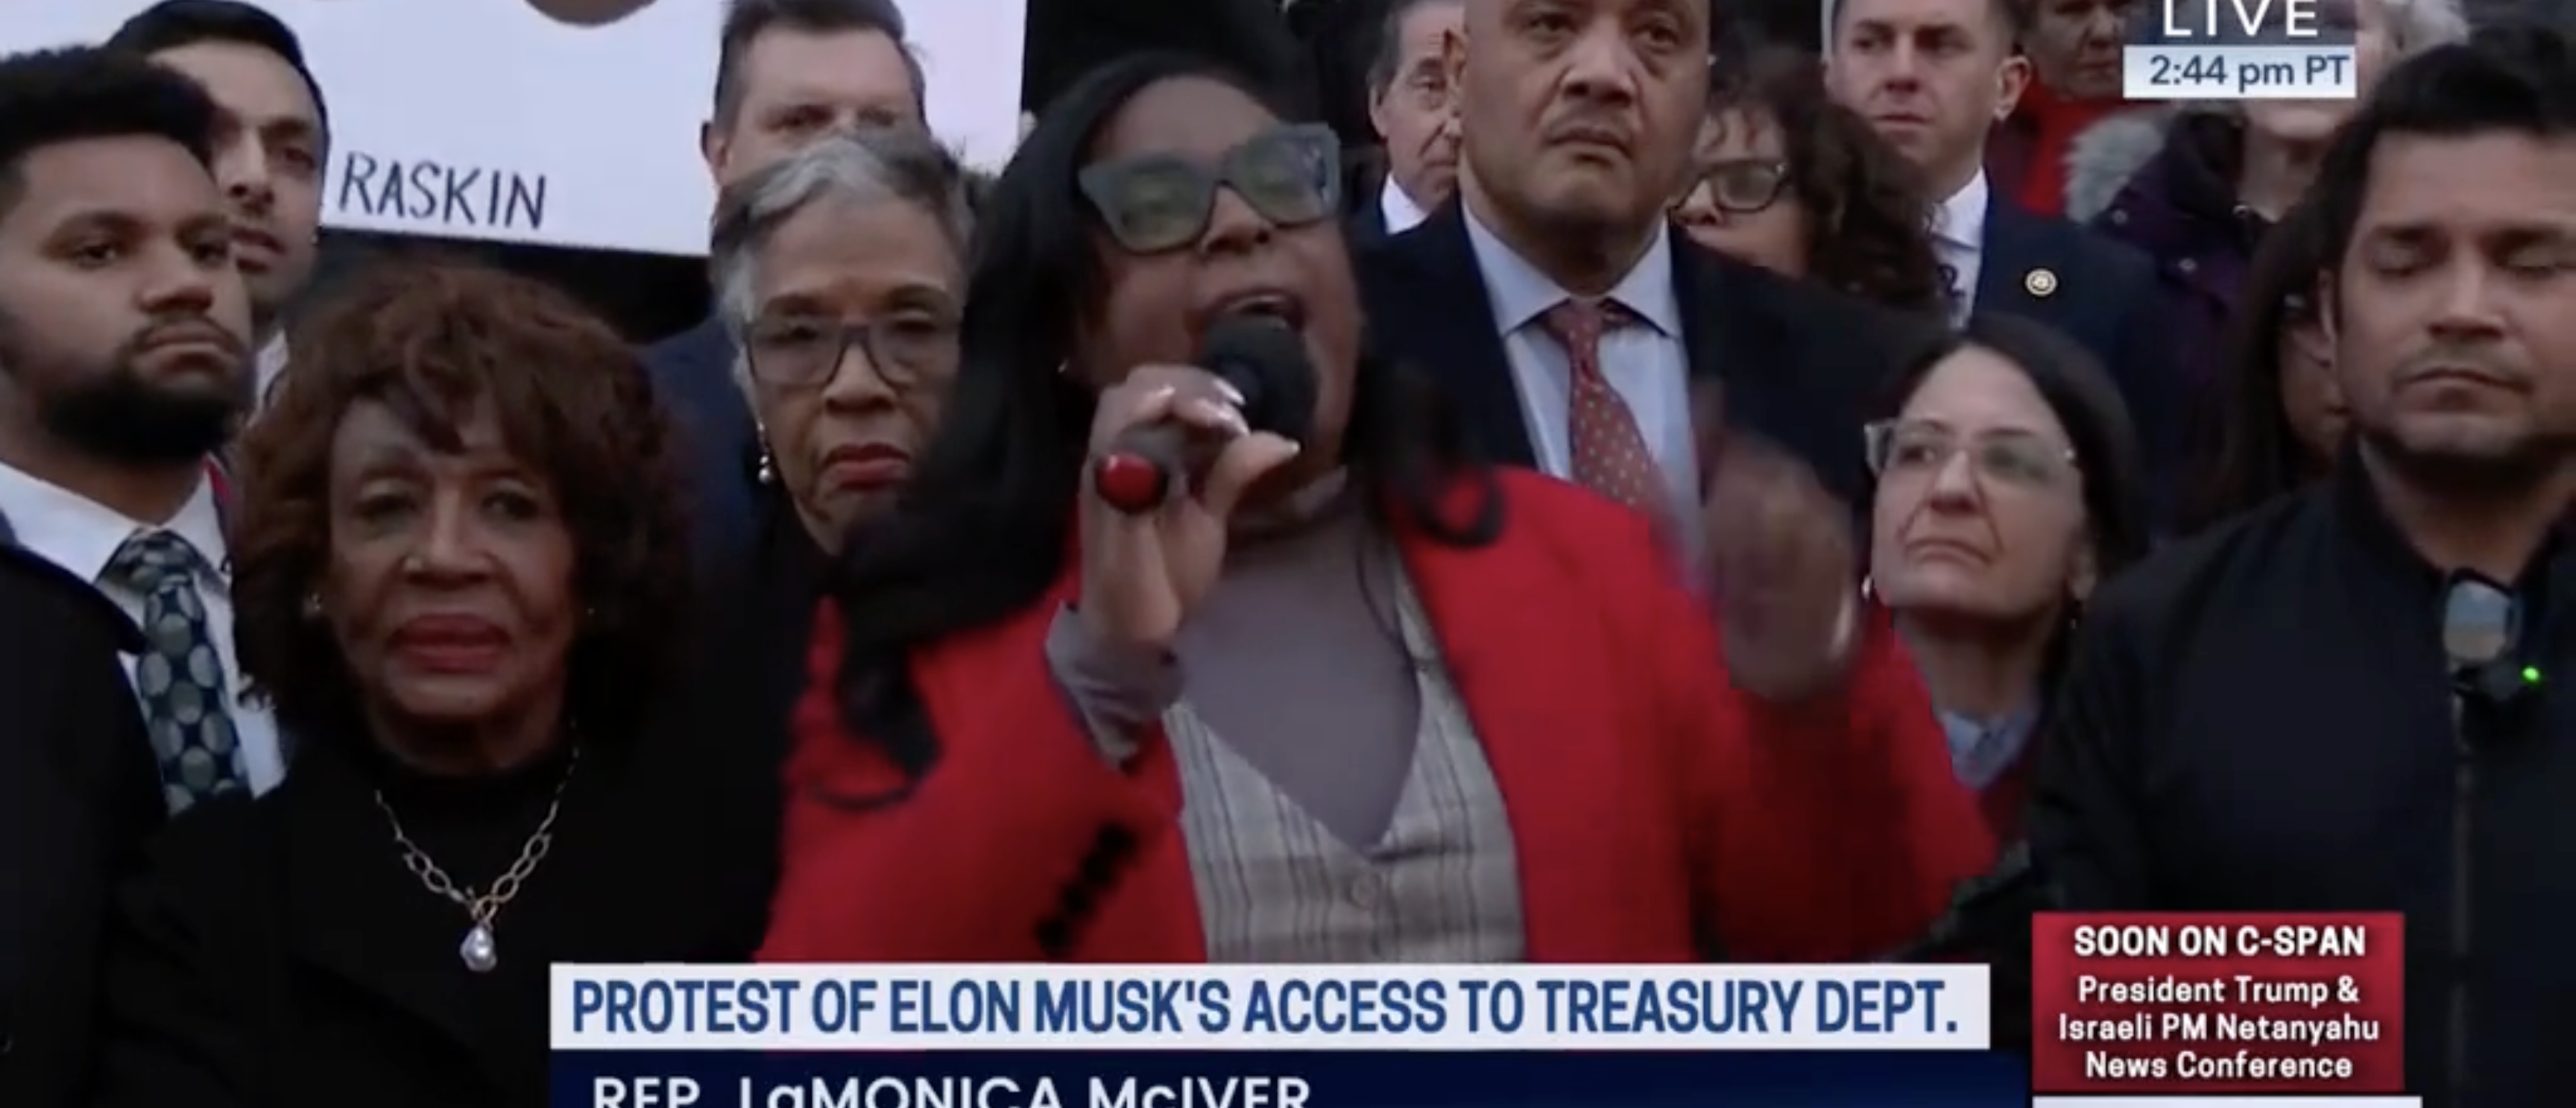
[1077,122,1342,255]
[1865,419,2080,491]
[1676,159,1790,215]
[742,315,962,390]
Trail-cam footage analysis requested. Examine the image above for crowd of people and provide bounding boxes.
[2,0,2572,1104]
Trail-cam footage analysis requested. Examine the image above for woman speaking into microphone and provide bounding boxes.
[760,54,1992,966]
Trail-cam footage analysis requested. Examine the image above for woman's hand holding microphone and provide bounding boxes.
[1076,366,1303,652]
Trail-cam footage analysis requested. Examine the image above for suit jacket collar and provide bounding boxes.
[0,542,142,651]
[1375,203,1768,468]
[1457,201,1683,337]
[0,460,227,586]
[1975,193,2054,316]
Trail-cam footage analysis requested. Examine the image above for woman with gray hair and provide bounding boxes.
[2061,0,2466,397]
[694,125,976,754]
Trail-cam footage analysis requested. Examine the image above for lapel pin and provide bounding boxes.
[2024,268,2059,298]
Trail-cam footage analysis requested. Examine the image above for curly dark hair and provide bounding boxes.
[1707,48,1947,313]
[230,257,693,744]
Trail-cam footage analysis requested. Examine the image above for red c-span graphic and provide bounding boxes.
[2030,913,2404,1095]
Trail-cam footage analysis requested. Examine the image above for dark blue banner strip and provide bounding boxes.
[552,1051,2026,1107]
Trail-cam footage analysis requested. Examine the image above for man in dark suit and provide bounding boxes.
[648,0,930,573]
[1823,0,2182,514]
[0,46,249,1101]
[1360,0,1924,525]
[0,547,157,1108]
[1349,0,1462,244]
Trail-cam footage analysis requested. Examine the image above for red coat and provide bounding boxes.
[761,472,1996,964]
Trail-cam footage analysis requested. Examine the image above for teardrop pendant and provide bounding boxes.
[460,922,498,973]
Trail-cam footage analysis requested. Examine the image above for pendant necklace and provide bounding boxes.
[375,745,579,973]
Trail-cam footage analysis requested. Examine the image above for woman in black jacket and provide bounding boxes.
[87,259,773,1107]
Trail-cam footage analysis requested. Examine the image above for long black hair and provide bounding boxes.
[823,51,1498,778]
[2179,199,2334,534]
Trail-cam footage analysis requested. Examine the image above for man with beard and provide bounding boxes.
[2033,26,2576,1107]
[0,46,254,1107]
[110,1,332,409]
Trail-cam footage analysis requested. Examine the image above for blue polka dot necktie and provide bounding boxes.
[1540,298,1670,529]
[105,529,247,814]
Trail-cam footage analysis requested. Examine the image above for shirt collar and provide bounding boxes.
[1460,201,1683,339]
[1936,697,2040,790]
[256,335,291,409]
[0,461,228,586]
[1933,170,1990,251]
[1378,177,1430,236]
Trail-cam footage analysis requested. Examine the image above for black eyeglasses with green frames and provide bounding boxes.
[1864,419,2082,491]
[1076,122,1343,255]
[740,313,963,391]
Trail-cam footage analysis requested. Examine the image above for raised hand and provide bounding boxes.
[1076,365,1301,652]
[1696,388,1860,700]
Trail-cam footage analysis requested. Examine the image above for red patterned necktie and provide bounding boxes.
[1539,299,1670,523]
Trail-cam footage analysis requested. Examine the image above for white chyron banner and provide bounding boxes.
[2,0,1029,256]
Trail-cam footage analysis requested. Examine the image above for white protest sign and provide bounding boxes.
[1,0,1027,256]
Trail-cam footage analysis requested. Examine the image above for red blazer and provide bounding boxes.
[761,473,1996,964]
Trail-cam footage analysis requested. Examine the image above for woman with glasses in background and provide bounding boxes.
[2179,201,2344,535]
[695,128,976,755]
[756,52,1995,968]
[1673,48,1947,315]
[1863,313,2150,843]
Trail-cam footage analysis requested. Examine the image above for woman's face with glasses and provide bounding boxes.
[1866,346,2097,627]
[1671,107,1804,277]
[739,193,965,550]
[1072,76,1360,481]
[2276,297,2347,468]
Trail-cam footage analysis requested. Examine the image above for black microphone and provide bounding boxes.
[1091,314,1317,514]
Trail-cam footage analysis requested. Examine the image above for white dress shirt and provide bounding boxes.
[1459,205,1701,556]
[1932,170,1991,325]
[256,334,290,411]
[1378,177,1431,236]
[0,462,285,794]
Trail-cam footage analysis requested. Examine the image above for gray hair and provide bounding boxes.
[710,128,973,394]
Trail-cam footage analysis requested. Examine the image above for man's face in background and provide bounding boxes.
[1450,0,1711,241]
[1371,0,1467,212]
[151,40,325,339]
[1826,0,2027,195]
[702,25,926,189]
[0,136,254,465]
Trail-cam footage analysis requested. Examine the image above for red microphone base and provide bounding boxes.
[1093,453,1169,514]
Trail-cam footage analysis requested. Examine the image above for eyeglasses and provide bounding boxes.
[1677,159,1790,215]
[1077,123,1342,255]
[1865,420,2080,491]
[742,315,962,390]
